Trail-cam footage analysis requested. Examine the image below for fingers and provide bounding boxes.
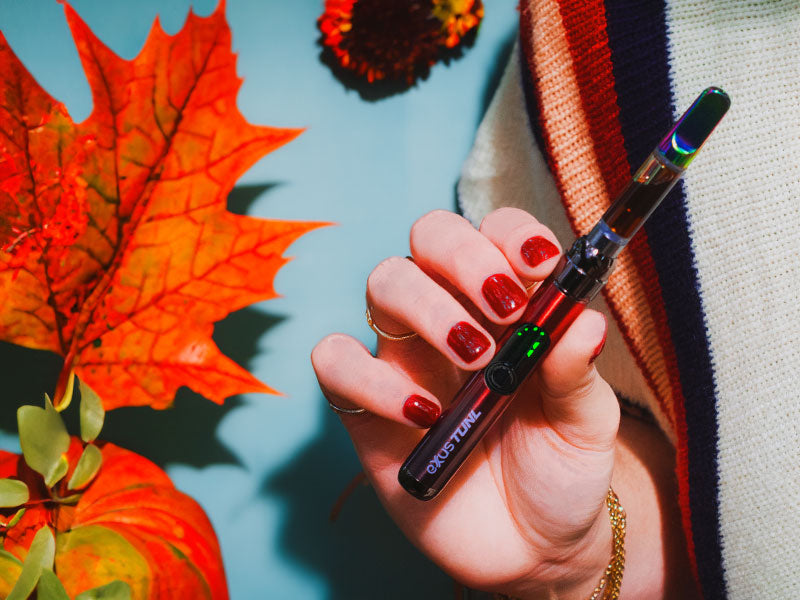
[366,257,495,368]
[410,211,530,324]
[365,208,563,370]
[311,333,442,428]
[537,309,619,450]
[478,207,562,283]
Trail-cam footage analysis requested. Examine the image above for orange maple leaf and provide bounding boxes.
[0,2,322,409]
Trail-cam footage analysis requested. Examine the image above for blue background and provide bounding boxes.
[0,1,517,597]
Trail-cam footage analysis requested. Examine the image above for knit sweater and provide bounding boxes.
[458,2,800,598]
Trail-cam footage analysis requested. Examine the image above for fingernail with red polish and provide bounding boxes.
[482,274,527,318]
[589,317,608,364]
[403,395,440,428]
[447,321,491,363]
[521,236,559,268]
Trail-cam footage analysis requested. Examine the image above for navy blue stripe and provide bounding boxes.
[602,1,726,597]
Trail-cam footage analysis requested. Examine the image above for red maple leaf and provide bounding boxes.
[0,2,323,409]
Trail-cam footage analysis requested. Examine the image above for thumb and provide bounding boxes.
[536,309,619,451]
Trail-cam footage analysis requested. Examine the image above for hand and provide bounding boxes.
[312,208,621,598]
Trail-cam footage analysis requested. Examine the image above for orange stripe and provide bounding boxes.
[520,0,700,580]
[555,2,700,581]
[520,0,677,433]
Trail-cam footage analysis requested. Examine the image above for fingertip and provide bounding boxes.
[402,394,442,428]
[571,309,608,354]
[479,207,562,282]
[445,320,496,369]
[538,309,607,397]
[519,235,561,273]
[588,311,608,365]
[480,272,529,322]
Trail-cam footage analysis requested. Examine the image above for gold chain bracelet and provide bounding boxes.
[587,487,626,600]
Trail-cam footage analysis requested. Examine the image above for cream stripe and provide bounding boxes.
[665,1,800,596]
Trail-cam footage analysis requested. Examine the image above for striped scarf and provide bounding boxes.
[459,2,800,598]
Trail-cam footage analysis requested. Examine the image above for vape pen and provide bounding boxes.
[399,87,730,501]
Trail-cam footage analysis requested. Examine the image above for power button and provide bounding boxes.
[484,362,517,395]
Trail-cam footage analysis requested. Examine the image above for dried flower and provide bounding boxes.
[318,0,483,86]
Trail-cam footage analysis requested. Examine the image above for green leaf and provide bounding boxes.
[68,444,103,490]
[46,454,70,488]
[0,549,23,596]
[7,507,26,528]
[75,580,131,600]
[53,493,81,505]
[37,568,71,600]
[0,479,28,508]
[79,379,105,442]
[7,526,55,600]
[18,396,70,485]
[0,550,21,565]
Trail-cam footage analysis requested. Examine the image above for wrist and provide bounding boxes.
[608,414,700,599]
[502,413,698,600]
[551,489,622,600]
[507,497,614,600]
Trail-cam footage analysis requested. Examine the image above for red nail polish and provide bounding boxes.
[589,317,608,364]
[482,274,527,318]
[520,236,559,267]
[447,321,491,363]
[403,395,440,428]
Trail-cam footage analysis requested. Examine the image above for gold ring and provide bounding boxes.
[328,399,367,415]
[365,306,417,341]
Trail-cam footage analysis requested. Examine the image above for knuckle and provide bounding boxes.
[410,210,465,249]
[367,256,408,295]
[541,367,596,402]
[479,206,532,232]
[427,295,455,322]
[311,333,355,375]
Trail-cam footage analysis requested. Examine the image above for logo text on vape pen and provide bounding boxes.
[426,409,483,474]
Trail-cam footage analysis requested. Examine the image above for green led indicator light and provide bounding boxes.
[527,341,540,357]
[517,324,545,343]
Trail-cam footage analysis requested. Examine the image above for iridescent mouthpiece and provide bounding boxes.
[656,87,730,169]
[599,86,730,241]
